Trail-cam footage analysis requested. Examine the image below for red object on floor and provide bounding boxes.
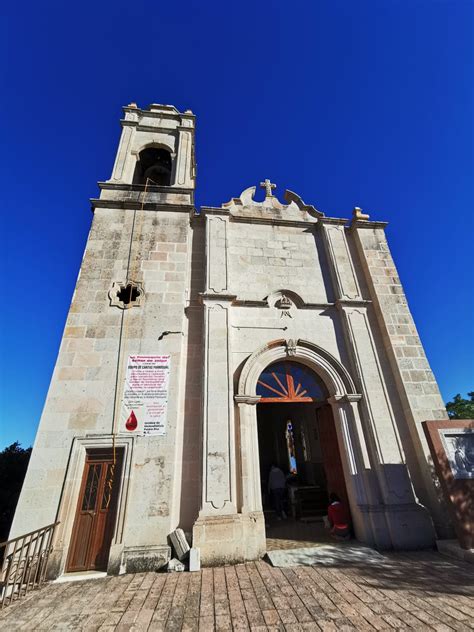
[328,501,350,531]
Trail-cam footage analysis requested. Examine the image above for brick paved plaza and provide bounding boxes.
[0,551,473,631]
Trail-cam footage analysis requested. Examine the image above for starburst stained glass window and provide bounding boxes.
[256,361,327,403]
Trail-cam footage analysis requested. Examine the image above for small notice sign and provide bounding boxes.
[121,355,170,436]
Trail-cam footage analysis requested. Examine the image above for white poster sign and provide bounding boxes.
[121,355,170,436]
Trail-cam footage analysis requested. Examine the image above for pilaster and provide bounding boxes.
[111,111,137,182]
[321,219,361,300]
[206,212,229,294]
[199,296,237,515]
[321,219,436,548]
[351,220,449,536]
[234,396,262,513]
[328,395,390,549]
[175,121,195,189]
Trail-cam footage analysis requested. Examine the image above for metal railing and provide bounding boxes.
[0,522,59,608]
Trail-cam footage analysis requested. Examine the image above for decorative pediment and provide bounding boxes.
[222,181,324,222]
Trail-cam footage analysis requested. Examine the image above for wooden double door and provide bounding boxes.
[67,449,123,573]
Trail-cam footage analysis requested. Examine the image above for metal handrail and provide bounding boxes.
[0,521,60,608]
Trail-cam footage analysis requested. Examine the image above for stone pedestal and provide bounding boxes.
[192,512,266,566]
[122,545,170,573]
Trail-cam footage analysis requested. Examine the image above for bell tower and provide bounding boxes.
[95,102,196,209]
[10,102,204,577]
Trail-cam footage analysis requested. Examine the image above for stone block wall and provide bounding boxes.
[176,218,205,532]
[227,223,332,303]
[11,204,196,566]
[352,223,449,534]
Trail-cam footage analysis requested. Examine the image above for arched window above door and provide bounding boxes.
[257,361,328,403]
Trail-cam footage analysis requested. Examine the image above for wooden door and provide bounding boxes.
[317,405,349,509]
[67,449,123,572]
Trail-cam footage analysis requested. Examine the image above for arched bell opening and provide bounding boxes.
[133,147,172,186]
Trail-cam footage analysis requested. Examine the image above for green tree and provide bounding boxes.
[445,392,474,420]
[0,442,32,542]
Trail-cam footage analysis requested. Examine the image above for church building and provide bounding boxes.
[11,103,449,575]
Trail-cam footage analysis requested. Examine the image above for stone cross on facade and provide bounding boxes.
[260,179,276,197]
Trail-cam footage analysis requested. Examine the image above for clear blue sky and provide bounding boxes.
[1,1,473,449]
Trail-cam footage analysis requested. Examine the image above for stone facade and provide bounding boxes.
[11,103,449,573]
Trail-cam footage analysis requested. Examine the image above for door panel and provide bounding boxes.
[67,450,123,572]
[318,405,350,509]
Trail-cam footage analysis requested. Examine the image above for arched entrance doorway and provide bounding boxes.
[256,360,350,548]
[235,338,377,557]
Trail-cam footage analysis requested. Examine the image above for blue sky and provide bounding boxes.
[1,1,473,448]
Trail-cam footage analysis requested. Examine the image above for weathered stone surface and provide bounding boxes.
[123,545,170,573]
[169,529,190,561]
[167,557,185,572]
[189,547,201,572]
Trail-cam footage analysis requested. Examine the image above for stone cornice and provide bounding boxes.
[201,206,231,217]
[234,395,261,405]
[350,219,389,230]
[232,299,268,308]
[229,215,317,229]
[134,124,192,134]
[90,199,194,213]
[137,124,172,134]
[335,299,372,309]
[98,182,194,194]
[200,201,387,231]
[328,394,362,404]
[318,217,349,226]
[201,205,319,228]
[122,105,195,119]
[231,299,336,310]
[200,292,237,304]
[120,121,195,134]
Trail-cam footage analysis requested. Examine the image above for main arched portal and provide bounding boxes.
[235,339,376,555]
[256,359,351,548]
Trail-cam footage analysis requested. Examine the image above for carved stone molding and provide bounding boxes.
[266,290,302,317]
[275,295,293,318]
[234,395,261,405]
[237,338,357,400]
[328,394,363,405]
[286,339,298,356]
[109,281,144,310]
[352,206,370,221]
[219,183,324,223]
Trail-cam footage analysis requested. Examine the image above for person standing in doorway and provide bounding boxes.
[268,464,287,520]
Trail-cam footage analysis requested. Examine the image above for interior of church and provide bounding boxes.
[256,361,351,549]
